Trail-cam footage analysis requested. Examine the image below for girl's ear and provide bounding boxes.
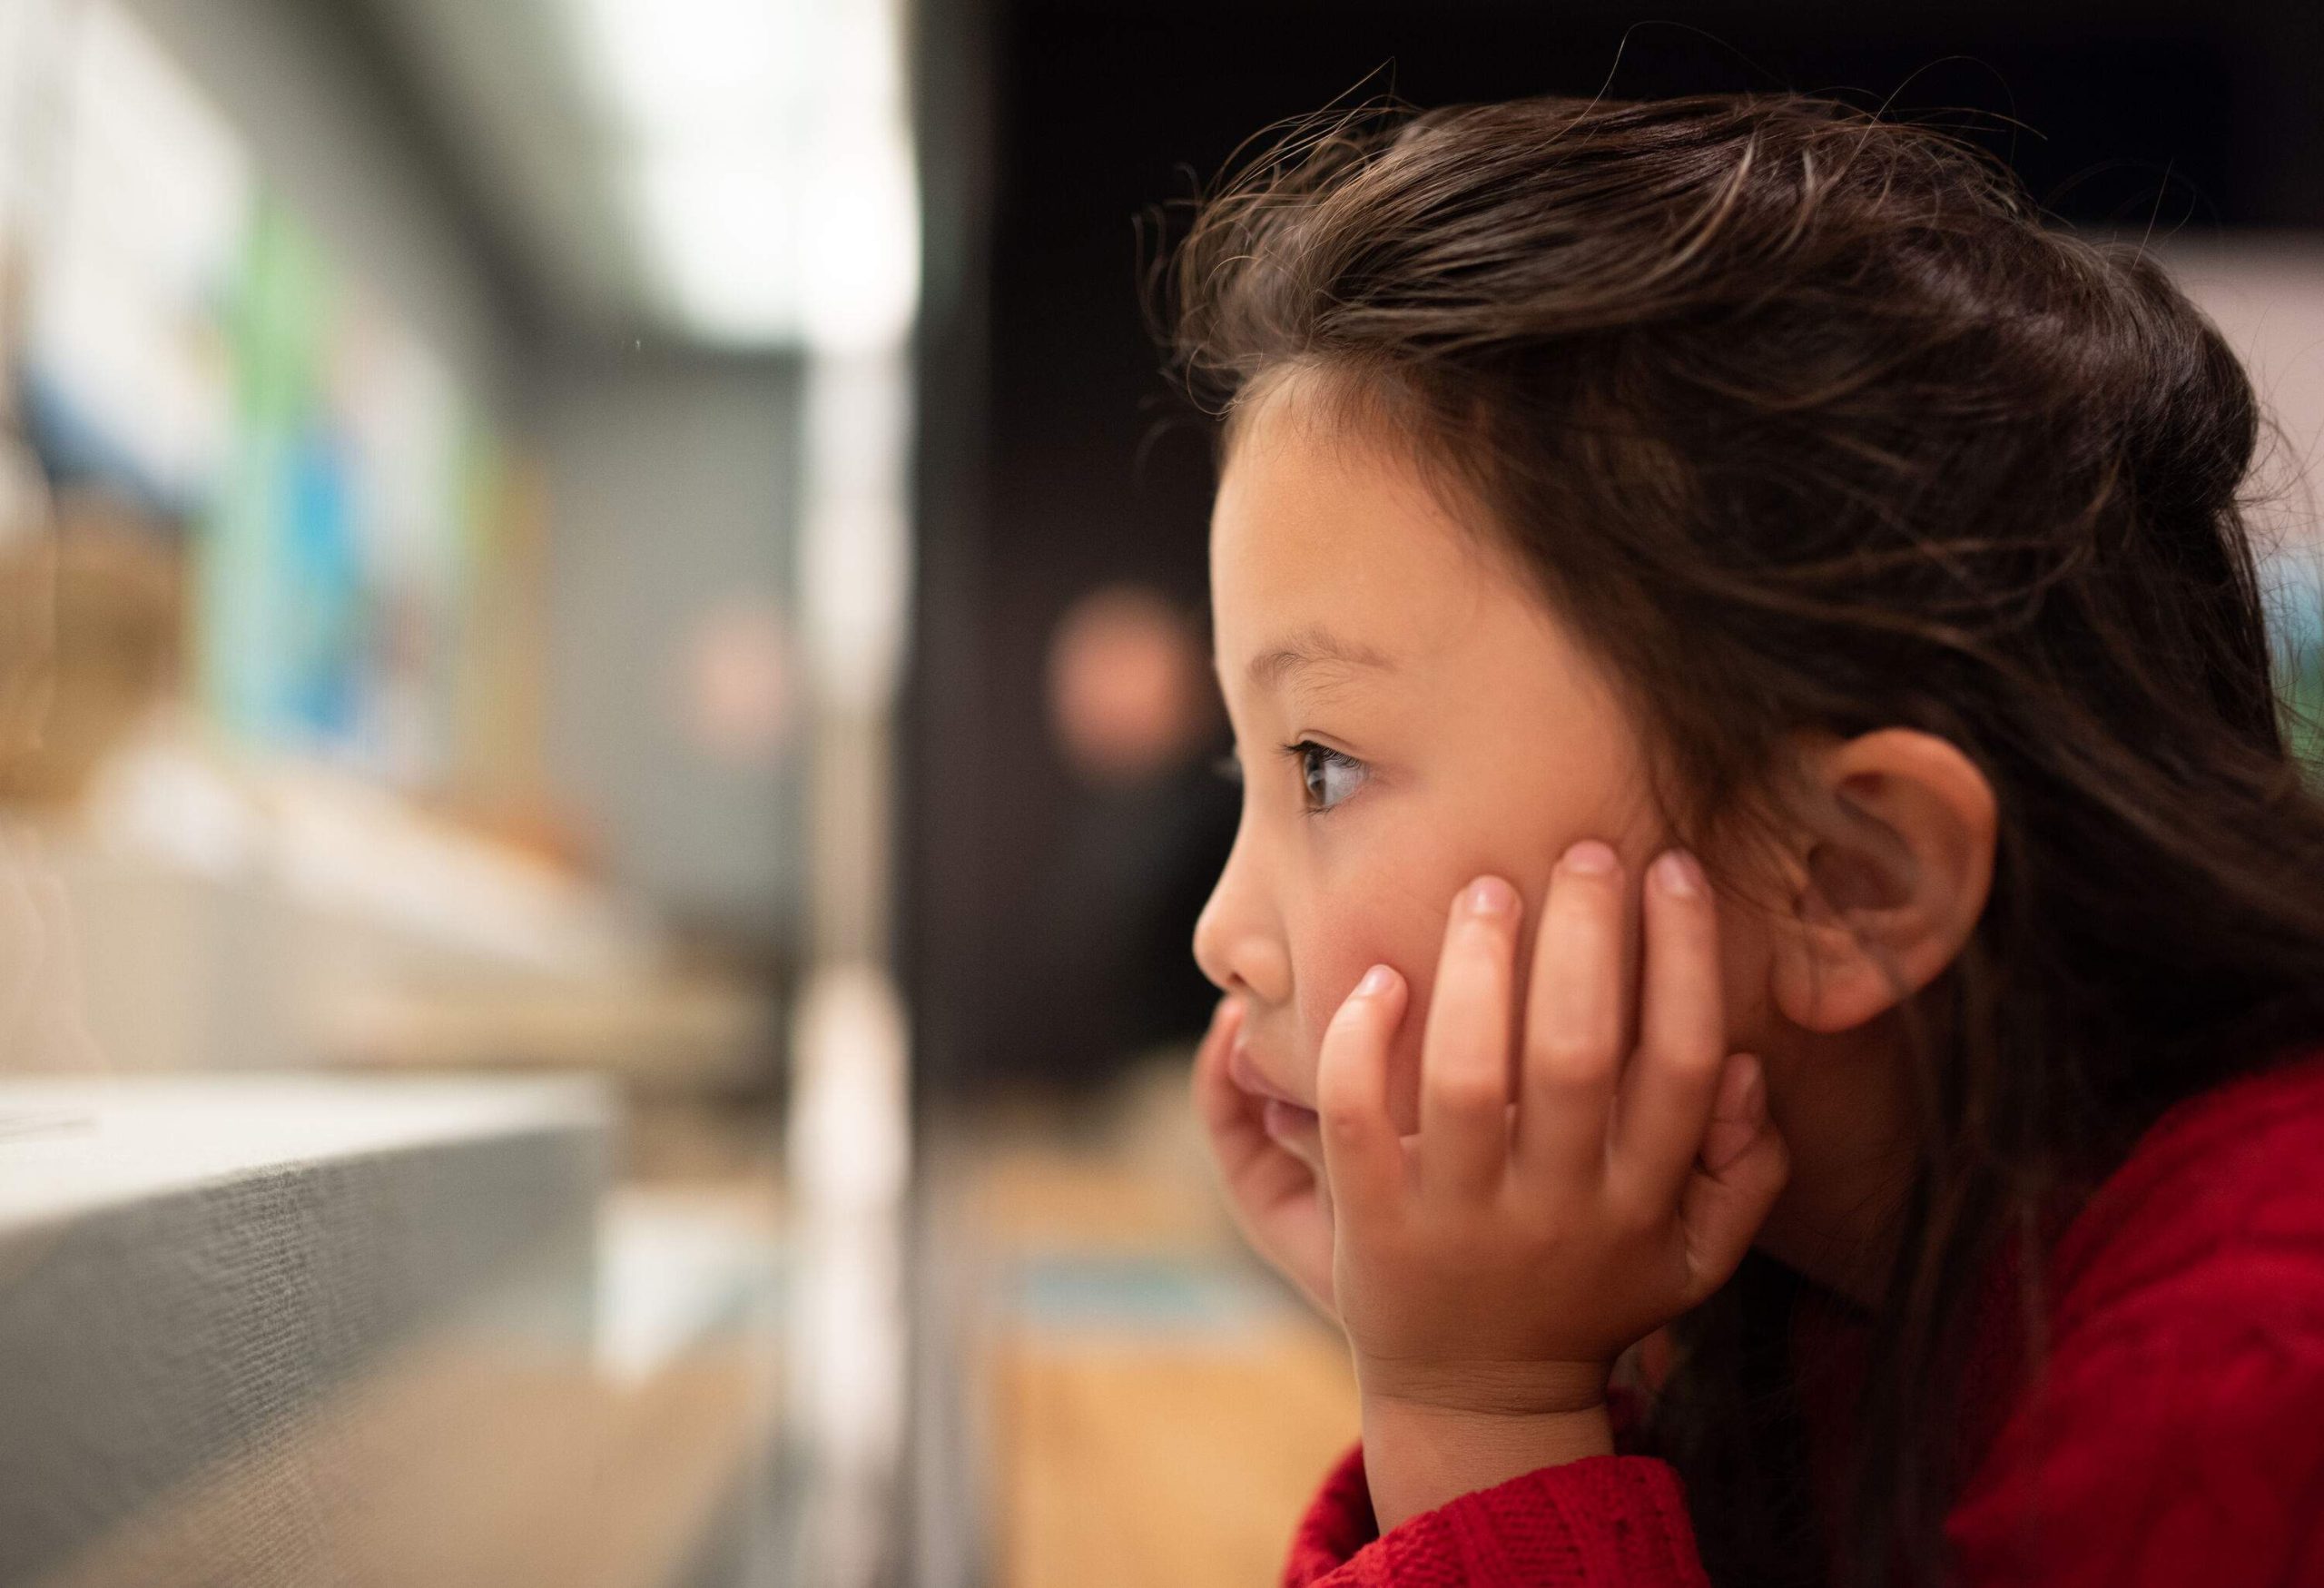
[1768,728,1997,1034]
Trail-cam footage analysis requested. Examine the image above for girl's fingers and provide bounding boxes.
[1315,964,1409,1228]
[1418,877,1523,1204]
[1514,843,1629,1188]
[1678,1052,1790,1302]
[1610,849,1731,1212]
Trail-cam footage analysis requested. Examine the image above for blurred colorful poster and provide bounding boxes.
[1,0,527,795]
[201,197,357,753]
[332,284,467,781]
[201,196,489,785]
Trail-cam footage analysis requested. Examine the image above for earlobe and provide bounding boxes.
[1767,729,1997,1035]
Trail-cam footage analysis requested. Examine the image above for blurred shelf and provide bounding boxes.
[0,1079,794,1588]
[0,1075,611,1588]
[7,720,779,1087]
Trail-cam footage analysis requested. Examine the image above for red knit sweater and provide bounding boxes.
[1282,1050,2324,1585]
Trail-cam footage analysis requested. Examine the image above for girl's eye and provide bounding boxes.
[1285,740,1367,814]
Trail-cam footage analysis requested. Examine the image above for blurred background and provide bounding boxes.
[0,1,2317,1585]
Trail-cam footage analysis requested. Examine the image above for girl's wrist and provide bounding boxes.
[1354,1353,1613,1420]
[1358,1390,1615,1533]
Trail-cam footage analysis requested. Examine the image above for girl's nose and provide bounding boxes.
[1193,834,1293,1006]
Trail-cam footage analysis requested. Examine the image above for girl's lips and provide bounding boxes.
[1228,1042,1322,1145]
[1261,1097,1321,1144]
[1227,1041,1312,1112]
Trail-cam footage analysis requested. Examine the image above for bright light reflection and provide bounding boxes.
[568,0,794,142]
[563,0,918,351]
[632,154,798,344]
[800,135,919,353]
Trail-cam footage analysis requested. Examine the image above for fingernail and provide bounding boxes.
[1561,840,1618,876]
[1464,876,1517,916]
[1650,849,1704,899]
[1356,963,1396,997]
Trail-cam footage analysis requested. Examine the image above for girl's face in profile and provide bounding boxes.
[1195,379,1772,1184]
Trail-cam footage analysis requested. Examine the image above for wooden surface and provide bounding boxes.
[33,1339,776,1588]
[994,1325,1356,1588]
[963,1054,1361,1588]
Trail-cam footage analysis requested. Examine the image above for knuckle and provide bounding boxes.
[1601,1188,1661,1242]
[1318,1093,1371,1139]
[1532,1030,1614,1079]
[1428,1064,1505,1116]
[1620,1189,1668,1237]
[1645,1039,1722,1083]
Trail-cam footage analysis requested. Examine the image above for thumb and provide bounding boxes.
[1678,1053,1788,1301]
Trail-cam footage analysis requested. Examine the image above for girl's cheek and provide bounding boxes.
[1297,946,1436,1135]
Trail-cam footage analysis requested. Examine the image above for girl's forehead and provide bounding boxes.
[1209,402,1510,655]
[1207,395,1619,743]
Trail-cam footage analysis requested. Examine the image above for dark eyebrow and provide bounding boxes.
[1241,626,1396,690]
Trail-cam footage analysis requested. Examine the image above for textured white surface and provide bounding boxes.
[0,1075,611,1587]
[0,1075,611,1229]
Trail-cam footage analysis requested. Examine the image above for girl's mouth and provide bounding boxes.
[1261,1097,1321,1142]
[1226,1040,1323,1142]
[1230,1043,1315,1112]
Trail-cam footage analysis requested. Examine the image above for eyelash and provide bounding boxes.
[1209,743,1370,814]
[1279,738,1366,816]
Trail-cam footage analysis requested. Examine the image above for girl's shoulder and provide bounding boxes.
[2047,1046,2324,1345]
[1948,1050,2324,1583]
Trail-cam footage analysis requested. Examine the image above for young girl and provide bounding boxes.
[1172,94,2324,1586]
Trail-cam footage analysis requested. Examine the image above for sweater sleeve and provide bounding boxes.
[1944,1284,2324,1585]
[1279,1309,2324,1587]
[1280,1440,1710,1587]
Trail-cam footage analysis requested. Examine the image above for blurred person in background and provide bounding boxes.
[1031,581,1236,1094]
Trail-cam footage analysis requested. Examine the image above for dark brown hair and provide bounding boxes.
[1161,93,2324,1585]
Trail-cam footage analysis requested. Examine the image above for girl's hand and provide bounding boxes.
[1317,844,1788,1524]
[1189,995,1336,1315]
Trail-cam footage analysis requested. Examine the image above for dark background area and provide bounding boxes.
[908,0,2324,1102]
